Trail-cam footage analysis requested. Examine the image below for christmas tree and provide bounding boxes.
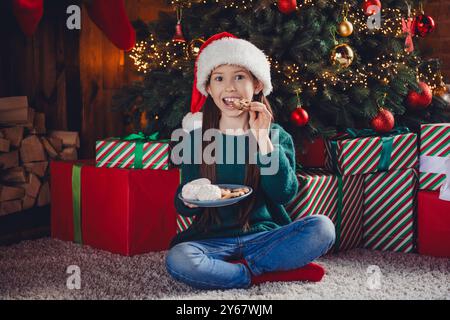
[113,0,450,145]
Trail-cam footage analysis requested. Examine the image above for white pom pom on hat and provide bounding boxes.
[182,32,273,131]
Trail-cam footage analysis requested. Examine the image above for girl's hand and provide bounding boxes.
[183,200,199,209]
[248,101,273,142]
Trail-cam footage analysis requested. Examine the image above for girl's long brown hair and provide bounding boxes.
[196,74,274,233]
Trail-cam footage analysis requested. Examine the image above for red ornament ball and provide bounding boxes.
[414,14,436,37]
[290,107,309,127]
[277,0,297,14]
[407,82,432,110]
[370,108,395,133]
[362,0,381,16]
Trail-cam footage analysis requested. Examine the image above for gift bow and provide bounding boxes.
[345,127,410,138]
[402,17,415,53]
[420,156,450,201]
[120,131,169,169]
[123,131,161,142]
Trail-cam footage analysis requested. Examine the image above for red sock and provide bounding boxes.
[85,0,136,51]
[231,259,325,284]
[12,0,44,37]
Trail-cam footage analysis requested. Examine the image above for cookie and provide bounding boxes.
[232,99,251,111]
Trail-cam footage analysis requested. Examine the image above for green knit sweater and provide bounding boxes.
[170,123,298,248]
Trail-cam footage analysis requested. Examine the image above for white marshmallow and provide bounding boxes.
[197,184,222,201]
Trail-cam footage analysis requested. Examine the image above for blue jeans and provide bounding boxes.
[165,215,336,290]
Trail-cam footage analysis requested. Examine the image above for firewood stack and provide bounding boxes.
[0,96,80,216]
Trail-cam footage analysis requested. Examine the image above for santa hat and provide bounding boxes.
[182,32,273,132]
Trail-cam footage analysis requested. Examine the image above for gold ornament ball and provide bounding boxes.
[330,43,354,68]
[433,84,448,97]
[186,38,205,58]
[338,19,354,37]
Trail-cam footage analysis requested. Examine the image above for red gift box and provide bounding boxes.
[417,190,450,258]
[296,137,326,168]
[50,160,180,255]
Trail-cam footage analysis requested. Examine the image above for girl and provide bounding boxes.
[166,32,335,290]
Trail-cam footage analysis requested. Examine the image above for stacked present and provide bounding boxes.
[417,123,450,258]
[286,128,419,253]
[51,132,180,256]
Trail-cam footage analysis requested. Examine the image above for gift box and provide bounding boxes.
[419,123,450,191]
[284,169,364,252]
[296,137,326,168]
[96,132,170,170]
[417,191,450,258]
[50,160,180,255]
[325,128,418,176]
[362,168,417,253]
[177,215,194,233]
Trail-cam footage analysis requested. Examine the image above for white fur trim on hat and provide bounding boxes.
[196,37,272,97]
[182,111,203,132]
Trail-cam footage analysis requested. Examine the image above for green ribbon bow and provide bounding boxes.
[72,163,84,244]
[334,175,343,252]
[120,131,170,169]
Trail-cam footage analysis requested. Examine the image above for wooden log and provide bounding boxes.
[23,161,48,178]
[22,194,36,210]
[0,138,10,152]
[13,173,41,198]
[40,137,58,159]
[59,147,78,160]
[1,167,27,183]
[47,136,63,153]
[0,150,19,169]
[1,127,24,148]
[49,131,80,148]
[37,181,50,207]
[0,185,25,201]
[30,112,46,135]
[20,135,47,163]
[0,200,22,216]
[0,96,29,125]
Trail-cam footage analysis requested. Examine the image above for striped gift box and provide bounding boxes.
[363,168,418,253]
[325,132,418,176]
[419,123,450,191]
[177,215,194,233]
[284,169,364,252]
[95,138,170,170]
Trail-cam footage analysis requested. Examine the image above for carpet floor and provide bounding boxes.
[0,238,449,300]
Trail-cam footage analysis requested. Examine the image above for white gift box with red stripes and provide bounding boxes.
[362,168,418,253]
[95,138,170,170]
[419,123,450,192]
[325,131,418,176]
[285,169,364,252]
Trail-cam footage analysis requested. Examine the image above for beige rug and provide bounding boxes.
[1,238,449,300]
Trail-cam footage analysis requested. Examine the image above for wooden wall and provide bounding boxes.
[423,0,450,79]
[0,0,172,159]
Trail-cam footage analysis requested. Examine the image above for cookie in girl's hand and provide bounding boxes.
[232,99,251,111]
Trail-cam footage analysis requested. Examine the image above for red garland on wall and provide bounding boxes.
[11,0,136,51]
